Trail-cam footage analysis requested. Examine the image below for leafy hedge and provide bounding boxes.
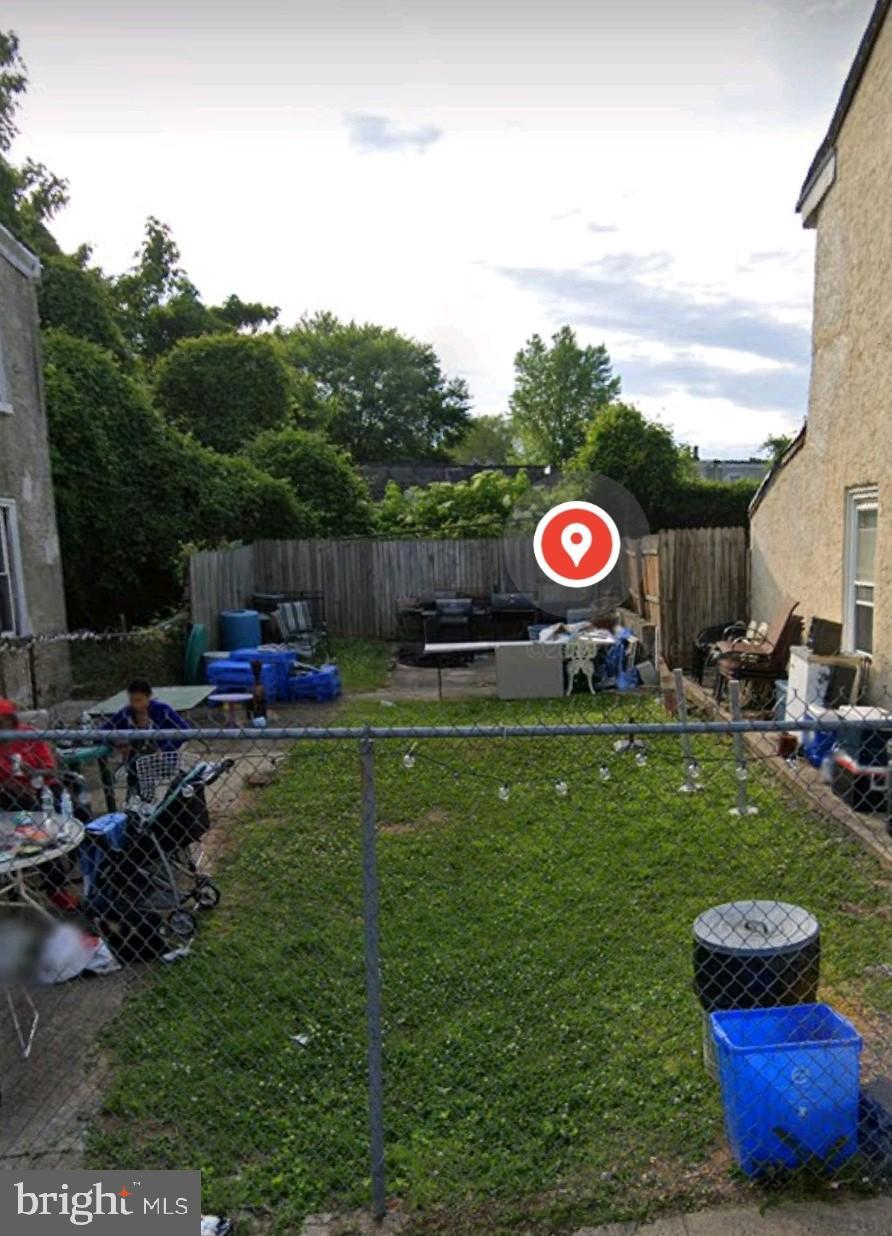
[43,330,308,626]
[652,479,758,530]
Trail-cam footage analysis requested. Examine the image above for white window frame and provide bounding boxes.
[843,485,879,657]
[0,499,29,637]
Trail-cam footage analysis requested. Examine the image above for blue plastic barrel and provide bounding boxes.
[220,609,261,652]
[711,1004,861,1177]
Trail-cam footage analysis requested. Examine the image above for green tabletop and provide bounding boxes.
[89,685,214,717]
[58,743,113,765]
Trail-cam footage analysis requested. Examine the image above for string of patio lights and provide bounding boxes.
[397,733,763,814]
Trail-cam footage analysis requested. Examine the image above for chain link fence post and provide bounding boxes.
[729,679,756,816]
[360,728,387,1221]
[673,668,701,793]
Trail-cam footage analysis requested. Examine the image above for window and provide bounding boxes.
[844,487,878,655]
[0,500,26,636]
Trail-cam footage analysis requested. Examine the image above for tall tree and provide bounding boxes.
[113,218,280,361]
[509,326,620,465]
[449,413,517,465]
[573,402,686,527]
[0,30,67,253]
[282,311,472,461]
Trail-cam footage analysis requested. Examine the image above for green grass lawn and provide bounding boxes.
[89,688,892,1235]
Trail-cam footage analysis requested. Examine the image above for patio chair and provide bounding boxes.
[274,600,327,659]
[713,599,801,705]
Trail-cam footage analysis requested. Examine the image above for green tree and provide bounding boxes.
[245,427,373,535]
[215,293,279,333]
[574,403,754,529]
[154,333,291,453]
[282,311,471,461]
[509,325,620,464]
[38,252,131,363]
[113,218,280,361]
[42,330,306,625]
[449,413,517,465]
[760,433,794,464]
[573,403,688,527]
[0,30,67,254]
[375,470,529,538]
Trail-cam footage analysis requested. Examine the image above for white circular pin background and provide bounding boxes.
[533,500,622,588]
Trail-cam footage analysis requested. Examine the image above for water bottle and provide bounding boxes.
[60,789,74,821]
[40,783,54,823]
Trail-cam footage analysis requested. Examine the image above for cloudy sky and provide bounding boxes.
[5,0,876,457]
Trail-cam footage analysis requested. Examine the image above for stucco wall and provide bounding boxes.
[0,233,69,703]
[751,8,892,698]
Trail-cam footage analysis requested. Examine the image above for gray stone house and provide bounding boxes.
[0,221,68,703]
[750,0,892,696]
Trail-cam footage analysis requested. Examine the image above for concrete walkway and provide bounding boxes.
[573,1196,892,1236]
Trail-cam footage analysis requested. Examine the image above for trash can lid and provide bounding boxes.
[693,901,819,957]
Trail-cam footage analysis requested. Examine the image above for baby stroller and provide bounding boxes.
[80,754,232,962]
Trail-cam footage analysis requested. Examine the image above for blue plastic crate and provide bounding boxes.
[230,647,298,695]
[289,665,341,702]
[711,1004,861,1177]
[207,659,279,700]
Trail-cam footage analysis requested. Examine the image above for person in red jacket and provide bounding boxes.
[0,698,58,810]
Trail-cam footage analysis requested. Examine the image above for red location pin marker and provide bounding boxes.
[533,501,621,588]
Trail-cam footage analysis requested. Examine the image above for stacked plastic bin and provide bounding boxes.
[289,665,341,702]
[206,658,278,700]
[230,648,299,700]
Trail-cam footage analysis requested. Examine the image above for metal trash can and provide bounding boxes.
[693,901,821,1079]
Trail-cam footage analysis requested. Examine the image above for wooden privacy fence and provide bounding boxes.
[625,526,749,668]
[190,527,749,667]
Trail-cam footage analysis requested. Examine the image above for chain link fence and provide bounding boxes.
[1,676,892,1234]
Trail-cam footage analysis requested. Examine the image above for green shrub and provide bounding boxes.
[375,470,530,538]
[244,427,373,536]
[154,333,291,453]
[38,254,131,363]
[42,329,307,626]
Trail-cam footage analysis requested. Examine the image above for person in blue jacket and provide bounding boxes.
[103,678,192,783]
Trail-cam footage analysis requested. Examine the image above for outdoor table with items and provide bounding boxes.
[0,809,84,914]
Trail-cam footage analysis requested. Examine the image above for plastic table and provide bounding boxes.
[208,692,253,727]
[88,685,214,718]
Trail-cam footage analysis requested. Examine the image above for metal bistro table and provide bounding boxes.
[0,812,85,1058]
[0,812,84,915]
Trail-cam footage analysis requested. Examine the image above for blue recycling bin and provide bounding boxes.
[711,1004,861,1177]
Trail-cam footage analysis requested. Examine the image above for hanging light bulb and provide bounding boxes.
[402,751,416,770]
[554,780,569,798]
[599,765,611,783]
[635,750,648,768]
[498,783,511,801]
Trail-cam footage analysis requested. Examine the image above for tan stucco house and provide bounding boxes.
[750,0,892,698]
